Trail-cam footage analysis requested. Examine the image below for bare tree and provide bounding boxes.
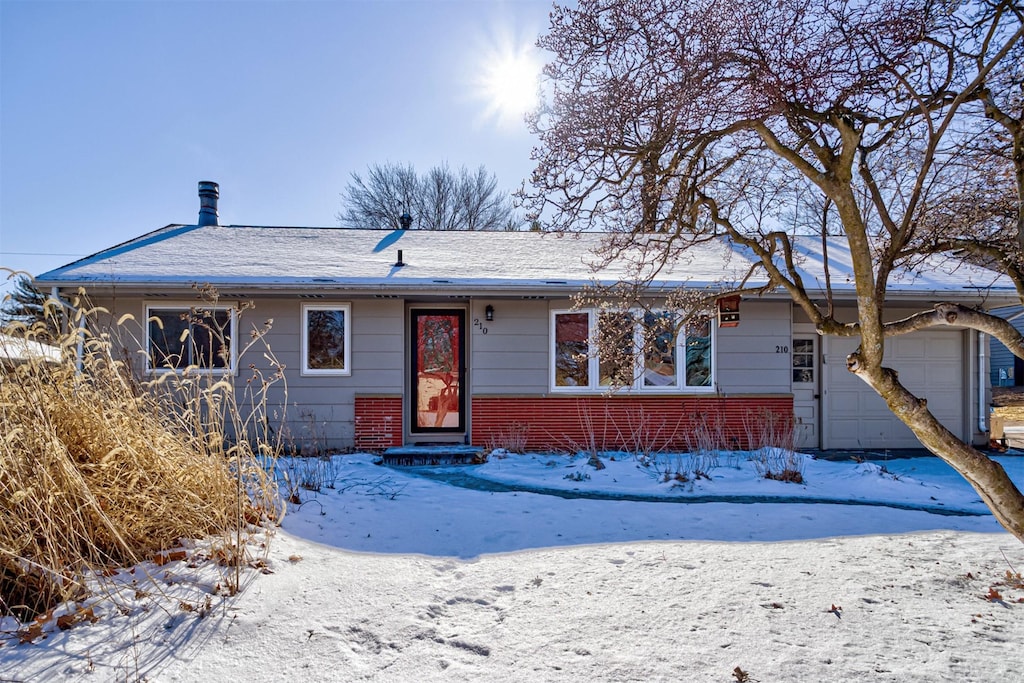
[1,274,64,342]
[337,162,419,231]
[525,0,1024,541]
[919,3,1024,292]
[456,165,521,231]
[338,162,521,230]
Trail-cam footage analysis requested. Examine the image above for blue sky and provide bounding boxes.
[0,0,553,292]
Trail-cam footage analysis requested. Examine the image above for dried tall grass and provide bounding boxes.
[1,295,283,621]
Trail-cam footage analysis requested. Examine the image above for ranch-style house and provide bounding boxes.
[34,182,1017,454]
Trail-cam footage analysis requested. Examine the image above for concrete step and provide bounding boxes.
[381,445,485,466]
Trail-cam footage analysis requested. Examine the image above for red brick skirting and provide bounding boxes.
[355,394,794,452]
[470,395,793,452]
[354,396,403,450]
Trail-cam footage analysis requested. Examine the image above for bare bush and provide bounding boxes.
[334,474,406,500]
[742,408,796,453]
[486,422,529,454]
[560,400,614,461]
[643,452,692,485]
[279,456,341,504]
[742,408,803,483]
[683,410,727,476]
[614,405,684,465]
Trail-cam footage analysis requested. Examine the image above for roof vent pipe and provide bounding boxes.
[197,181,220,226]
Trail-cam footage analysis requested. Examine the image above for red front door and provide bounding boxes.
[410,309,466,434]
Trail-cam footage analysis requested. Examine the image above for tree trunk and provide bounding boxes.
[850,353,1024,543]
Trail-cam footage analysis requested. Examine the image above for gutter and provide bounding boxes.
[30,278,1017,300]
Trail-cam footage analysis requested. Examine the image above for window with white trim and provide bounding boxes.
[551,309,714,392]
[147,305,235,372]
[792,337,815,384]
[302,304,352,375]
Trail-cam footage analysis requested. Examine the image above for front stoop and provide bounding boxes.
[381,445,485,466]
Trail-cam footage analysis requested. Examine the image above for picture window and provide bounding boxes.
[147,306,234,372]
[551,309,714,392]
[302,304,352,375]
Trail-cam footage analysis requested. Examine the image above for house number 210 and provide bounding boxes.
[473,318,489,334]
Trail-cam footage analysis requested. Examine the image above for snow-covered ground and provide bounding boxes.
[3,451,1023,682]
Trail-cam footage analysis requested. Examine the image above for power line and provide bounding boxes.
[1,251,85,257]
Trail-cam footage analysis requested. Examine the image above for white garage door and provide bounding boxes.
[824,332,964,449]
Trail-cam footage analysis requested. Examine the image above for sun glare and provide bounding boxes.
[475,37,542,129]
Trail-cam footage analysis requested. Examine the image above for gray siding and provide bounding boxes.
[253,298,404,449]
[95,294,989,450]
[74,283,1000,451]
[89,295,404,452]
[469,299,549,394]
[989,306,1022,386]
[715,301,792,394]
[472,298,795,397]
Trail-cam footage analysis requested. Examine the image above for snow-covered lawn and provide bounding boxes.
[3,451,1023,682]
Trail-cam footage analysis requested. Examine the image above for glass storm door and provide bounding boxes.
[410,309,466,433]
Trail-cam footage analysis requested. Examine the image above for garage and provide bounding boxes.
[823,331,965,450]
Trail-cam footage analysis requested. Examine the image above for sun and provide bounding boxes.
[475,37,542,129]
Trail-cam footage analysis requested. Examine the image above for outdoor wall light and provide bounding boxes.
[485,305,494,322]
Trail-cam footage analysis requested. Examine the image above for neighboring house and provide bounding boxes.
[0,333,61,371]
[34,182,1017,453]
[989,306,1024,387]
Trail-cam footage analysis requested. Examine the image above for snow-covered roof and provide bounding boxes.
[34,224,1014,300]
[0,334,61,364]
[784,236,1012,295]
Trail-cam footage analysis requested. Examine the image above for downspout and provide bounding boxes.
[49,286,85,373]
[978,331,987,435]
[75,316,86,374]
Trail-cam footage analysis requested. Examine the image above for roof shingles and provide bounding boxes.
[34,226,1013,298]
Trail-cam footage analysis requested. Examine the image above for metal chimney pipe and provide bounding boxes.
[198,181,220,226]
[399,210,412,230]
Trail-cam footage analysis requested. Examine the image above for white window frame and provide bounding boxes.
[549,308,716,393]
[145,303,237,374]
[791,336,816,386]
[301,303,352,376]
